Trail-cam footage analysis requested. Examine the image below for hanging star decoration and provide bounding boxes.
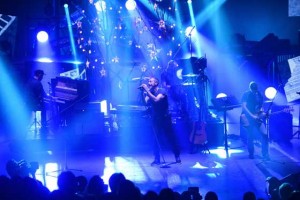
[158,19,166,30]
[147,43,161,61]
[86,60,90,68]
[141,64,147,72]
[73,0,182,70]
[112,56,120,63]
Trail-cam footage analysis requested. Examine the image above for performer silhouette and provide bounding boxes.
[240,81,269,160]
[140,77,181,165]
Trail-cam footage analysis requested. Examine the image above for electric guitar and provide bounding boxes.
[240,106,293,127]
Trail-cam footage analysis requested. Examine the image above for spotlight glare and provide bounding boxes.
[216,93,227,98]
[125,0,136,11]
[64,4,68,8]
[36,31,49,43]
[95,0,107,12]
[265,87,277,100]
[36,57,53,63]
[185,26,196,37]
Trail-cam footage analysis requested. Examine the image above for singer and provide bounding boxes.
[140,77,181,166]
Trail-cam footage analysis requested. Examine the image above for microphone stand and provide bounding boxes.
[127,62,137,104]
[256,85,287,165]
[172,26,195,60]
[264,85,281,143]
[188,26,195,58]
[137,71,146,105]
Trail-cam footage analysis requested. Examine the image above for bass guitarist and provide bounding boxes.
[240,81,270,160]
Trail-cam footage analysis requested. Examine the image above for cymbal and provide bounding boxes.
[182,73,199,78]
[131,77,150,81]
[181,82,197,86]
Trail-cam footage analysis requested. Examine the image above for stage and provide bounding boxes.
[1,121,300,200]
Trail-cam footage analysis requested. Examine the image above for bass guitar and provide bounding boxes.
[240,106,293,127]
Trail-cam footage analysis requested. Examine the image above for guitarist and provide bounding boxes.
[240,81,269,160]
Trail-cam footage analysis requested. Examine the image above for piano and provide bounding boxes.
[51,77,89,104]
[47,77,89,117]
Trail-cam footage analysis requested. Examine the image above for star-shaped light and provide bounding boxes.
[158,19,166,30]
[112,56,120,63]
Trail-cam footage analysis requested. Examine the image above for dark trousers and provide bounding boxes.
[152,115,180,160]
[244,122,269,157]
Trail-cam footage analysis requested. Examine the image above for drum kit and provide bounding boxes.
[127,57,208,118]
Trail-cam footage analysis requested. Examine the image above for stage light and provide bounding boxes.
[185,26,196,38]
[265,87,277,100]
[176,68,183,80]
[125,0,136,11]
[36,57,53,63]
[216,93,227,98]
[36,31,49,43]
[95,0,107,12]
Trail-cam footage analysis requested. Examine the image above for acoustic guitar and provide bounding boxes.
[189,121,207,145]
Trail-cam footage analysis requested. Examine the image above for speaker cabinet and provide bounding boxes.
[269,112,293,142]
[206,122,224,147]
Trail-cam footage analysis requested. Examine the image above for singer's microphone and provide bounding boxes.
[137,86,143,89]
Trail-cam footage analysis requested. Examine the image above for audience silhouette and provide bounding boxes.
[1,159,300,200]
[243,191,256,200]
[205,191,218,200]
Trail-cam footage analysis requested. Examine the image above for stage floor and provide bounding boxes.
[1,126,300,200]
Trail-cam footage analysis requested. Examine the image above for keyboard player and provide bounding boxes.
[25,70,48,130]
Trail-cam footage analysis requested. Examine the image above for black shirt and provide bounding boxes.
[148,88,169,119]
[26,78,46,110]
[241,90,263,114]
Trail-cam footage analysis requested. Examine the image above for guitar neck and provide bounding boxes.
[265,107,293,116]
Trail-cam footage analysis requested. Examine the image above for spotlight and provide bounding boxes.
[216,93,227,98]
[125,0,136,11]
[95,0,107,12]
[36,31,49,43]
[185,26,196,37]
[176,68,183,80]
[265,87,277,100]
